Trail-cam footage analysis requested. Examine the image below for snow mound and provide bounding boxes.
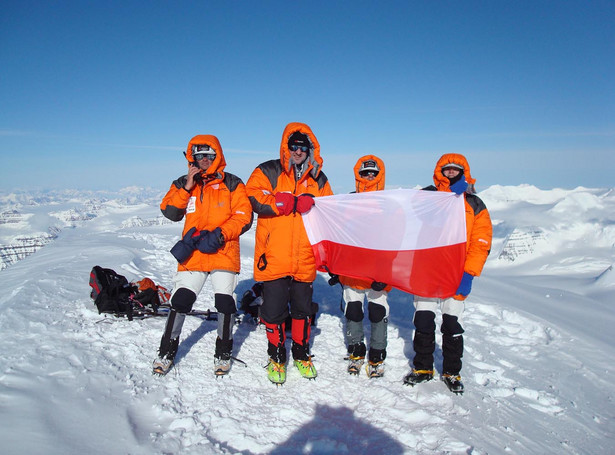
[550,191,604,213]
[1,185,614,454]
[480,184,571,207]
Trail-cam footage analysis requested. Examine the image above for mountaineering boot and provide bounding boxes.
[347,356,365,375]
[214,337,233,376]
[442,374,464,394]
[403,369,434,386]
[294,358,317,379]
[291,340,317,379]
[267,359,287,385]
[153,337,179,376]
[346,342,366,375]
[366,348,386,378]
[366,361,385,378]
[152,356,174,376]
[265,339,287,385]
[214,358,231,376]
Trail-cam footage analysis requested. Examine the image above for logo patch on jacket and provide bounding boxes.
[187,197,196,213]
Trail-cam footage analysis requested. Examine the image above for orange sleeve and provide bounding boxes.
[160,179,191,221]
[465,207,492,277]
[219,181,253,241]
[246,167,280,216]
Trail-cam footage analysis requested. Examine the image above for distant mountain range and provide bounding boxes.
[1,185,613,274]
[0,187,166,270]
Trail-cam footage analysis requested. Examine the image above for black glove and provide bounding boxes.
[370,281,387,291]
[170,227,200,263]
[327,274,340,286]
[196,227,225,253]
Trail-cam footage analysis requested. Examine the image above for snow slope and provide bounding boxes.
[0,186,613,454]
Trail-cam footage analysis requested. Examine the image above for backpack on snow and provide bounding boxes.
[133,277,171,309]
[89,266,138,318]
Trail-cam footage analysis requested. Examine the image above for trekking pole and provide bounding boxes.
[231,356,247,367]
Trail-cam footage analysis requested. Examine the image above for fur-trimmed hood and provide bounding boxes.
[279,122,323,181]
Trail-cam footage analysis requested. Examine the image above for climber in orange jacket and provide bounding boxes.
[246,122,333,384]
[331,155,392,378]
[153,134,253,377]
[404,153,492,393]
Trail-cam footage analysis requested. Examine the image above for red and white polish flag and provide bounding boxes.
[302,189,467,298]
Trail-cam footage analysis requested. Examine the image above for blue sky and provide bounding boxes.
[1,1,613,193]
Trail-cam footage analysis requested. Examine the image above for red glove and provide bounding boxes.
[275,192,296,216]
[296,194,315,214]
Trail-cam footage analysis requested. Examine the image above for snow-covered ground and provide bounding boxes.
[0,185,613,454]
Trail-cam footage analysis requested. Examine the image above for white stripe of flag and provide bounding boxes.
[302,188,467,298]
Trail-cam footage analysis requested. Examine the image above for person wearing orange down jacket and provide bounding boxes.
[404,153,492,394]
[152,134,253,377]
[329,155,392,378]
[245,122,333,384]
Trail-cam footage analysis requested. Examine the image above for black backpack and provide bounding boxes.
[89,266,138,319]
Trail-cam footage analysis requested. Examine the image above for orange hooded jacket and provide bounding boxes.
[160,134,253,273]
[339,155,392,291]
[429,153,492,280]
[245,122,333,282]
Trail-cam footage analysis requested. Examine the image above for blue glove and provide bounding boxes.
[197,227,225,253]
[454,272,473,300]
[450,175,468,195]
[170,227,200,263]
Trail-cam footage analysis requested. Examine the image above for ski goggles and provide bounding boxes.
[289,144,310,153]
[192,145,216,161]
[193,152,216,161]
[359,170,379,177]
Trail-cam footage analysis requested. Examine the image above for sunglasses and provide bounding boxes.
[194,153,216,161]
[359,170,378,177]
[289,145,309,153]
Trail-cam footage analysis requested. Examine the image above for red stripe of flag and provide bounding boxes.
[313,240,466,298]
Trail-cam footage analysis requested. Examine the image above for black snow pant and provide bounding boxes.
[261,277,314,363]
